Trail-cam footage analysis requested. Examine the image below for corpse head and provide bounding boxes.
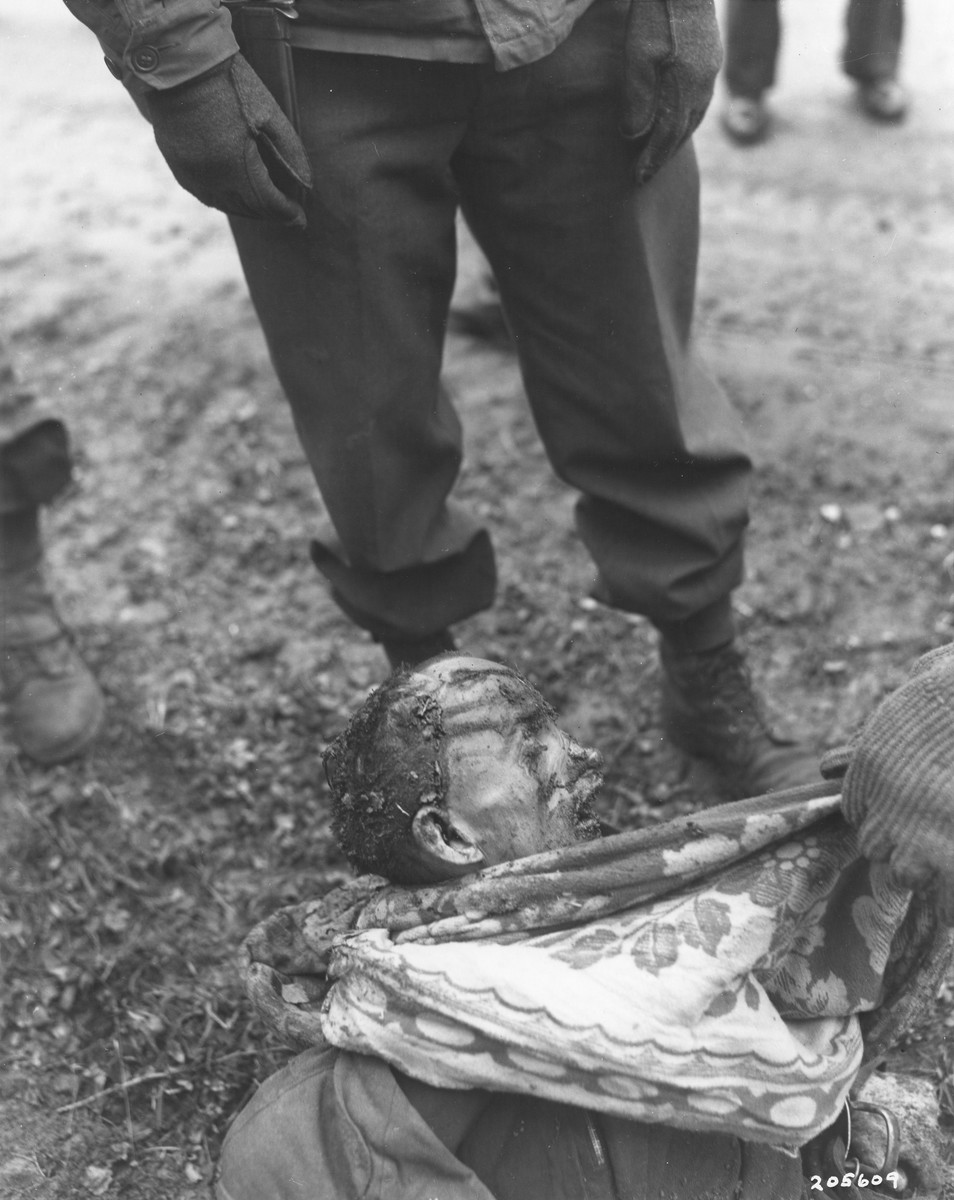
[323,655,604,885]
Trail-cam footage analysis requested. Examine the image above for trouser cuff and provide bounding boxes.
[310,529,497,641]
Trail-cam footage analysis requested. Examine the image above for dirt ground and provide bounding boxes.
[1,0,953,1196]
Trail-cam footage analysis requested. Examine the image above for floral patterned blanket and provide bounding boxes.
[244,784,950,1147]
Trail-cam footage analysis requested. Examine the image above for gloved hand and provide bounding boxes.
[146,53,313,228]
[621,0,723,185]
[837,644,954,924]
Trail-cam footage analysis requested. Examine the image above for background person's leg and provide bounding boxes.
[843,0,904,83]
[843,0,907,120]
[721,0,781,142]
[723,0,782,99]
[228,51,496,657]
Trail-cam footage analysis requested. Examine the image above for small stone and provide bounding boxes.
[85,1165,113,1196]
[280,982,311,1005]
[118,600,170,627]
[820,503,843,524]
[137,536,168,565]
[49,780,76,806]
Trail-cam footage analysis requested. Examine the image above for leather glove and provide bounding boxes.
[146,53,313,228]
[833,644,954,924]
[621,0,723,185]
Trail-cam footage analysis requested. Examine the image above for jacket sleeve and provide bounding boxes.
[61,0,240,91]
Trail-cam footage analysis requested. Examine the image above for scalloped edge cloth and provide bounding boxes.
[244,783,951,1147]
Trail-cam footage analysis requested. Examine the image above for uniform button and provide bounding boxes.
[131,45,160,72]
[103,55,123,80]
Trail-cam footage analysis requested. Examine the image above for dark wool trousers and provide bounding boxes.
[724,0,904,100]
[228,0,752,650]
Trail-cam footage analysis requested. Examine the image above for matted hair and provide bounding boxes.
[322,669,448,882]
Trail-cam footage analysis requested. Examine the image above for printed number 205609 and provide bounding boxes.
[809,1171,904,1191]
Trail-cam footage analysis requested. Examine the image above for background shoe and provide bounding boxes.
[380,629,456,670]
[858,78,908,122]
[659,640,818,801]
[1,565,104,764]
[721,95,770,145]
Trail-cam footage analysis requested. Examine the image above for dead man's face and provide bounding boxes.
[413,657,604,867]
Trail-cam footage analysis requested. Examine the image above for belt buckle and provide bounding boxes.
[845,1099,901,1177]
[829,1097,902,1192]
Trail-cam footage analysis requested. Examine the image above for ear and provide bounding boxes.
[409,804,485,880]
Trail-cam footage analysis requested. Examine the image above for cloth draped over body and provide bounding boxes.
[244,783,951,1148]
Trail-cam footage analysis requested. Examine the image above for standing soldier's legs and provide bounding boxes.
[227,52,495,667]
[455,0,816,798]
[720,0,780,143]
[0,346,104,762]
[843,0,907,120]
[456,0,748,650]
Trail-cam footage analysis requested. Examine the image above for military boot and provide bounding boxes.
[857,78,908,123]
[659,639,819,801]
[1,558,104,763]
[721,94,771,145]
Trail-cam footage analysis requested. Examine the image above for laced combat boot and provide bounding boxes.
[659,639,819,801]
[1,552,104,764]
